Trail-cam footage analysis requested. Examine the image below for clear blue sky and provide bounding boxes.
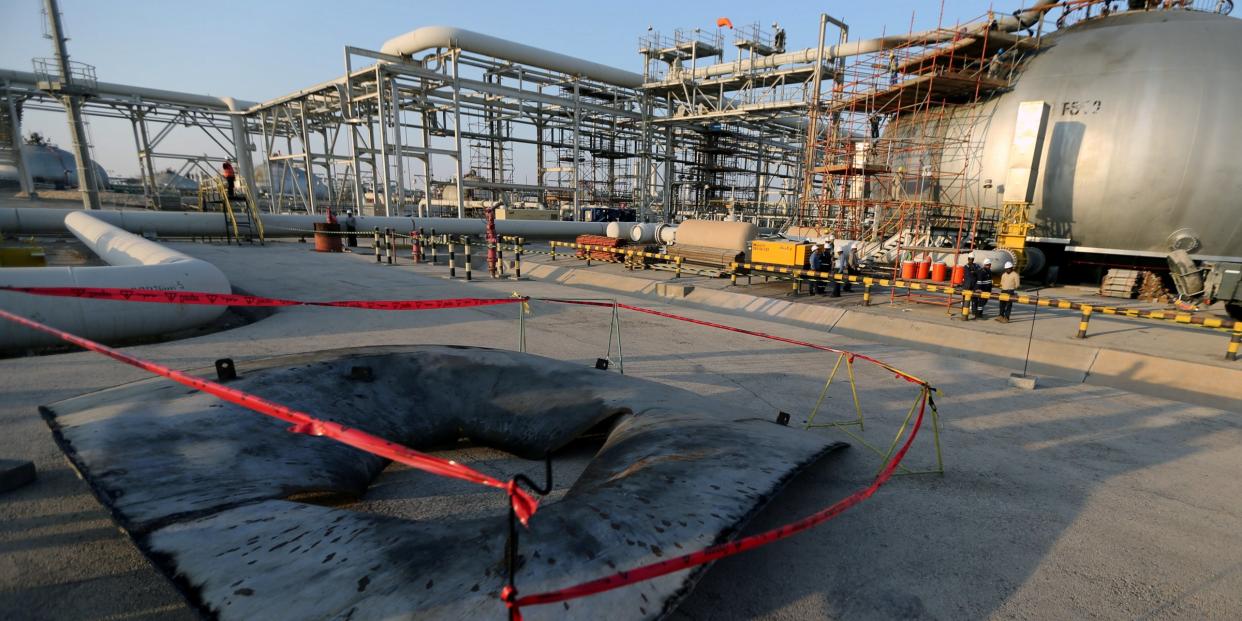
[1,0,1016,176]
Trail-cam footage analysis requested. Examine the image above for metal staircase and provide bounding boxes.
[197,176,265,244]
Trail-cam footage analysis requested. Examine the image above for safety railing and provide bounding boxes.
[31,57,97,91]
[197,176,265,244]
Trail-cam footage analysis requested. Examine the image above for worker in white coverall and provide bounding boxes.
[997,261,1020,323]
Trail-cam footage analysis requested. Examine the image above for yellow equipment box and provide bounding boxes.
[0,246,47,267]
[750,239,810,267]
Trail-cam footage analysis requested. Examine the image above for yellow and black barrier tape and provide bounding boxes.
[730,262,1241,333]
[548,241,671,261]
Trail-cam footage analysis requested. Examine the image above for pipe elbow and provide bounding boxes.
[380,26,459,57]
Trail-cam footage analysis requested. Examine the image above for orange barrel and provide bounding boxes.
[951,265,966,285]
[900,260,917,280]
[931,261,948,282]
[916,259,932,280]
[313,222,344,252]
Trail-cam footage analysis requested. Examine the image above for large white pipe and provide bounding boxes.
[0,212,230,349]
[0,70,260,205]
[629,223,661,244]
[0,207,608,239]
[380,26,645,88]
[0,69,257,111]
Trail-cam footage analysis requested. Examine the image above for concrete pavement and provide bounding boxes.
[1,240,1240,620]
[507,247,1242,411]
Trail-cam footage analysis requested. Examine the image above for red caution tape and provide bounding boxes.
[505,390,929,615]
[542,299,930,388]
[0,308,539,525]
[0,286,527,312]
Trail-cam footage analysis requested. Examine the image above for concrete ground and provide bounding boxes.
[511,244,1242,411]
[1,239,1240,620]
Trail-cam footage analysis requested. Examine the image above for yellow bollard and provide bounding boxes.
[1076,305,1093,339]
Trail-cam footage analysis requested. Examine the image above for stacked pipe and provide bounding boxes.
[575,234,625,262]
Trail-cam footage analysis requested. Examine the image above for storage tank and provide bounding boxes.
[153,169,198,192]
[0,142,110,190]
[935,9,1242,262]
[252,160,329,200]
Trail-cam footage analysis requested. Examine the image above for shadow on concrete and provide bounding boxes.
[674,383,1240,620]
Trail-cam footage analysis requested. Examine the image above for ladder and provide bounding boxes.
[197,176,265,244]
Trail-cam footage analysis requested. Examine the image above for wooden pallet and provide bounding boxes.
[1099,269,1141,299]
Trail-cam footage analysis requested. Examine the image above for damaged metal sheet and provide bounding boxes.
[41,346,845,619]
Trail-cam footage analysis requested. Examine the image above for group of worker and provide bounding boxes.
[807,243,858,297]
[961,253,1021,322]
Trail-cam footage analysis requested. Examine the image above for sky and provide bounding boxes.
[0,0,1016,177]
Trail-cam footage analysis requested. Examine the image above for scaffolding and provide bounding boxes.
[640,21,815,227]
[800,6,1041,288]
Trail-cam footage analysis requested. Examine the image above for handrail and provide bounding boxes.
[239,184,265,243]
[197,176,242,241]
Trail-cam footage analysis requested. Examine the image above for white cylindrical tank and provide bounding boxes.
[605,221,626,239]
[895,10,1242,260]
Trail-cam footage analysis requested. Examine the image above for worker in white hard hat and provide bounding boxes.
[974,258,994,318]
[345,209,358,248]
[808,244,826,294]
[997,260,1020,323]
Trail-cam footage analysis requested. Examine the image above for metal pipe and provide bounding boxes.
[375,67,393,217]
[136,112,159,207]
[0,68,257,111]
[451,53,466,219]
[0,206,599,241]
[800,14,830,216]
[419,110,433,218]
[379,26,644,88]
[343,47,365,215]
[0,211,229,349]
[5,94,36,197]
[572,81,580,221]
[298,105,317,215]
[390,79,405,216]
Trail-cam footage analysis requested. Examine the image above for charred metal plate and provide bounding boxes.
[42,346,845,620]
